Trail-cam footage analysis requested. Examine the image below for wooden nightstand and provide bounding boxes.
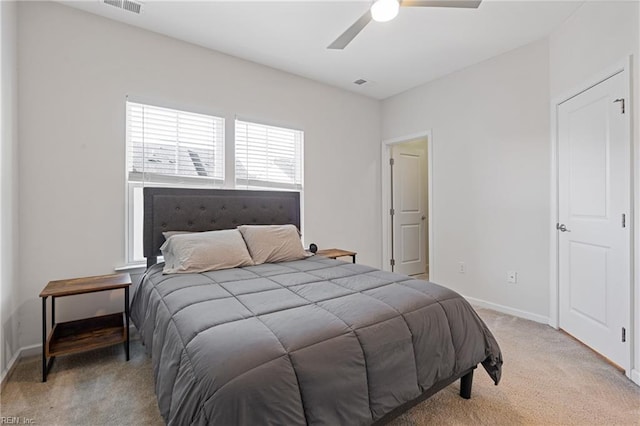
[39,273,131,382]
[316,248,357,263]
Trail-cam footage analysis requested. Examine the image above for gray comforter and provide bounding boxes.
[131,256,502,425]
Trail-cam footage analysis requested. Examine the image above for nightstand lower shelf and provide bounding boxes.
[46,313,127,357]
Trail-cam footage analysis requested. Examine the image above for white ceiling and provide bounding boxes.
[60,0,583,99]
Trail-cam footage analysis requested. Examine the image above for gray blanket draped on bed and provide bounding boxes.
[131,256,502,425]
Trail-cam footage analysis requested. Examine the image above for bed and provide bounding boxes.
[131,187,502,425]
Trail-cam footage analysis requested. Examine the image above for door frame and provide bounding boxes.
[381,131,434,276]
[549,57,634,378]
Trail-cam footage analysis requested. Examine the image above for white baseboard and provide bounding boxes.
[0,348,21,391]
[0,343,40,391]
[463,295,549,324]
[20,343,42,358]
[632,369,640,386]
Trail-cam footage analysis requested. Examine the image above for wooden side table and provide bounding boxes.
[39,273,131,382]
[316,248,357,263]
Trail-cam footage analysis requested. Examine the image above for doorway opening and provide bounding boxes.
[381,132,433,279]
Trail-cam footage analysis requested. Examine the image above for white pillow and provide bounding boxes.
[237,224,308,265]
[160,229,254,274]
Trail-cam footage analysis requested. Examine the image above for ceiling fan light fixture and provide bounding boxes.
[371,0,400,22]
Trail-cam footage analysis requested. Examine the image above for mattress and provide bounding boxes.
[131,256,502,425]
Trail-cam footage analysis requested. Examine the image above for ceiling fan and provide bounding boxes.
[328,0,482,49]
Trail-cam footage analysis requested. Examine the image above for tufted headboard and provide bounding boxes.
[143,187,301,268]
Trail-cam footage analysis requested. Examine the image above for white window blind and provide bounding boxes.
[235,119,303,190]
[127,101,224,185]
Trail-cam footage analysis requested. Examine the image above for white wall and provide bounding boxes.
[549,0,640,383]
[382,39,551,321]
[16,2,381,350]
[1,0,19,381]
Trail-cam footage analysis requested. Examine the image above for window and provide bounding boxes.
[126,101,225,263]
[235,120,303,190]
[127,102,225,185]
[125,104,304,266]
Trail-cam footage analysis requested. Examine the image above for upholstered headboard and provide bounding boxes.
[143,187,301,267]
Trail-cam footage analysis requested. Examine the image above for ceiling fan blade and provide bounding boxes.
[401,0,482,8]
[327,10,372,50]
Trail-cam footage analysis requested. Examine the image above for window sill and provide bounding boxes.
[115,256,164,273]
[114,263,147,272]
[115,256,164,272]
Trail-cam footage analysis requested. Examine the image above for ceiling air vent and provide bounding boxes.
[103,0,143,14]
[354,79,367,86]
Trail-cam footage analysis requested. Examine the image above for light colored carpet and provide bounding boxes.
[1,308,638,425]
[391,308,640,425]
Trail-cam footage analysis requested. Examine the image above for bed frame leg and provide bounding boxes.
[459,369,474,399]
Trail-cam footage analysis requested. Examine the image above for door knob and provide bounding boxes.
[556,223,571,232]
[421,215,426,221]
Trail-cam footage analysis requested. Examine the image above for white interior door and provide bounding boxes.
[392,142,428,276]
[557,71,630,370]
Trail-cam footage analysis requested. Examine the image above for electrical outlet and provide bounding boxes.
[458,262,465,274]
[507,271,517,283]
